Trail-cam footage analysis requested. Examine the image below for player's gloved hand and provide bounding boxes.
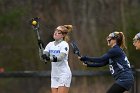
[78,56,88,66]
[80,56,88,62]
[41,54,50,61]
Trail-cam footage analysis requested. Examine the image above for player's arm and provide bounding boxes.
[40,42,51,62]
[80,53,109,67]
[50,52,66,62]
[80,48,119,67]
[41,52,66,62]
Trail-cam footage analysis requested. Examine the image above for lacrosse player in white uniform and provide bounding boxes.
[42,25,72,93]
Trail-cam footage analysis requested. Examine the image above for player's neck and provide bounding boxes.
[54,38,63,46]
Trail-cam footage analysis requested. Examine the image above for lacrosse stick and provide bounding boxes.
[31,17,47,63]
[70,41,87,64]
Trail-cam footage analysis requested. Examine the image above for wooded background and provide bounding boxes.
[0,0,140,93]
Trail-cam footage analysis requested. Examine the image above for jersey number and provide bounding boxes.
[109,65,114,74]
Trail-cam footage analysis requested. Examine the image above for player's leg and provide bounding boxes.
[51,77,59,93]
[51,88,58,93]
[58,76,71,93]
[107,83,126,93]
[58,86,69,93]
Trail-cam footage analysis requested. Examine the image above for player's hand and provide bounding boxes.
[79,56,88,61]
[78,56,88,66]
[41,54,50,61]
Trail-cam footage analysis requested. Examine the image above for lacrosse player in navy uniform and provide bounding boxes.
[79,32,134,93]
[133,32,140,50]
[42,25,72,93]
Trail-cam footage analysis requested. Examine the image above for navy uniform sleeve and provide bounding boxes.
[85,53,109,67]
[81,47,121,67]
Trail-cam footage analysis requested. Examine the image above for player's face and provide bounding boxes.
[106,34,116,47]
[133,35,140,50]
[53,26,64,40]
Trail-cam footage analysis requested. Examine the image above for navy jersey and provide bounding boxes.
[81,45,134,90]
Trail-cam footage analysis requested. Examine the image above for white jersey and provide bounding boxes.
[44,41,72,77]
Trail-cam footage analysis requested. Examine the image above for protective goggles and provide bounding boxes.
[107,32,119,39]
[133,35,140,43]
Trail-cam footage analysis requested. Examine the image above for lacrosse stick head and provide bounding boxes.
[31,17,40,29]
[70,41,81,57]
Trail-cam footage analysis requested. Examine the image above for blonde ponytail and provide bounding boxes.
[119,32,127,49]
[64,25,73,32]
[63,25,73,42]
[114,31,127,49]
